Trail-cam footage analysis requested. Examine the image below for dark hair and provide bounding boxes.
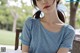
[32,0,65,23]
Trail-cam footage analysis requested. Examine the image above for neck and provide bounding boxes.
[42,9,61,24]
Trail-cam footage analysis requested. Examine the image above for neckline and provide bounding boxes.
[38,19,65,34]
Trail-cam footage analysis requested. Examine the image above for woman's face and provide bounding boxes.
[35,0,57,14]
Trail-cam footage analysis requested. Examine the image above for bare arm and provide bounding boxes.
[57,48,69,53]
[22,44,29,53]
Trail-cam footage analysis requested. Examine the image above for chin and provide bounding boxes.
[44,9,54,14]
[43,7,54,14]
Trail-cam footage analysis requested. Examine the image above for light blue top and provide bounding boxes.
[20,17,75,53]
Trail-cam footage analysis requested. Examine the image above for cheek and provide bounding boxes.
[37,4,43,11]
[51,0,56,3]
[38,7,43,12]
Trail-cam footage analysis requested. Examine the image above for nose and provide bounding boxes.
[42,0,47,3]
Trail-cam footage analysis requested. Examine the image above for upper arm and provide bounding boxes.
[57,48,69,53]
[60,26,75,48]
[57,25,75,53]
[19,18,32,52]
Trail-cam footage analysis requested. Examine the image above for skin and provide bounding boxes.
[22,0,69,53]
[22,44,28,53]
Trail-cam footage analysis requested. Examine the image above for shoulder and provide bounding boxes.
[64,24,75,34]
[25,17,33,23]
[25,17,38,24]
[66,24,74,32]
[24,17,39,28]
[25,17,38,23]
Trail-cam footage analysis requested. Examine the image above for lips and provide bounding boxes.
[43,5,50,9]
[43,0,55,9]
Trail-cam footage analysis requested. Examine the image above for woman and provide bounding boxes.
[20,0,75,53]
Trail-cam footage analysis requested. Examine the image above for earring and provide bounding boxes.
[40,12,44,18]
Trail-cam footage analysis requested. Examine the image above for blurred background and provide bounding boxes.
[0,0,80,51]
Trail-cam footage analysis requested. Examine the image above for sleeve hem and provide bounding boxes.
[19,37,30,46]
[59,46,72,49]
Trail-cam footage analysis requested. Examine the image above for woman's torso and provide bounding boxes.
[28,18,67,53]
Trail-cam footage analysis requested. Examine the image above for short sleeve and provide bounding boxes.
[60,25,75,49]
[19,17,32,46]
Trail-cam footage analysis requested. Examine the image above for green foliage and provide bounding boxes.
[0,0,6,5]
[76,9,80,28]
[0,0,33,31]
[14,6,33,29]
